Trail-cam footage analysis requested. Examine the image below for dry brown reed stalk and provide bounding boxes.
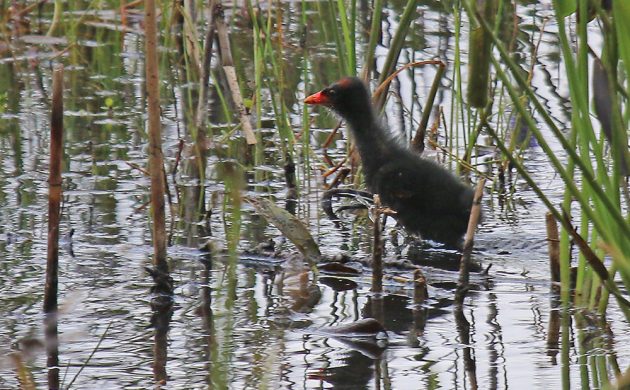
[44,65,63,314]
[322,120,343,149]
[546,212,561,285]
[372,60,445,108]
[44,64,63,390]
[322,156,348,179]
[145,0,168,272]
[455,178,486,304]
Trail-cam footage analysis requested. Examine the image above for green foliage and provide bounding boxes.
[556,0,577,17]
[0,92,7,113]
[465,0,630,318]
[613,1,630,86]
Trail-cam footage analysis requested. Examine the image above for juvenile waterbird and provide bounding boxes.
[305,77,474,248]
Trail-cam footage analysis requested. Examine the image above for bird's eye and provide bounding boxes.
[327,89,336,96]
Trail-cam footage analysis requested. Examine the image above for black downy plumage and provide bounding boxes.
[305,77,474,248]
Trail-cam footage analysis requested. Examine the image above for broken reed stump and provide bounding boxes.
[413,268,428,304]
[455,178,486,304]
[44,64,63,390]
[409,268,428,344]
[545,212,561,286]
[145,0,168,275]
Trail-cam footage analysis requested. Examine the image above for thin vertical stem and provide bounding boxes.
[371,195,383,294]
[145,0,168,270]
[455,178,485,304]
[44,65,64,390]
[45,65,64,313]
[546,212,561,285]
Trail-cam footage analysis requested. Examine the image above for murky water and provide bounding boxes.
[1,1,628,389]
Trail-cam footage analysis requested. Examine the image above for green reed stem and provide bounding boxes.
[350,0,356,75]
[211,72,234,126]
[374,0,417,109]
[561,307,571,390]
[362,0,383,78]
[483,106,630,317]
[246,0,263,131]
[466,0,630,247]
[328,0,347,77]
[301,0,311,198]
[336,0,354,75]
[450,3,462,160]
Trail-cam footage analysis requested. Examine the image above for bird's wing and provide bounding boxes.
[371,159,470,214]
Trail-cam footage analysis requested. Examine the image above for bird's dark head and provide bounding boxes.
[304,77,372,122]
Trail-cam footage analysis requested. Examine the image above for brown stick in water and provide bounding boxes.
[455,178,486,304]
[44,64,64,390]
[545,212,561,285]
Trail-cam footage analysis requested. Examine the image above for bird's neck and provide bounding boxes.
[344,110,393,180]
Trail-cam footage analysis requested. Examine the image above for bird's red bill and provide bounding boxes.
[304,91,329,105]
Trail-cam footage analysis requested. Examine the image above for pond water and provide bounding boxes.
[1,1,628,389]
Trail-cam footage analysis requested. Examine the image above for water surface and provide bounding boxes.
[0,1,628,389]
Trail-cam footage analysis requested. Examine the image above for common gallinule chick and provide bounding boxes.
[305,77,474,248]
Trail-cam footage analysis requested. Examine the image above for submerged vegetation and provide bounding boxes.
[0,0,629,388]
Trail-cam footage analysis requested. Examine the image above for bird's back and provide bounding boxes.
[365,143,474,247]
